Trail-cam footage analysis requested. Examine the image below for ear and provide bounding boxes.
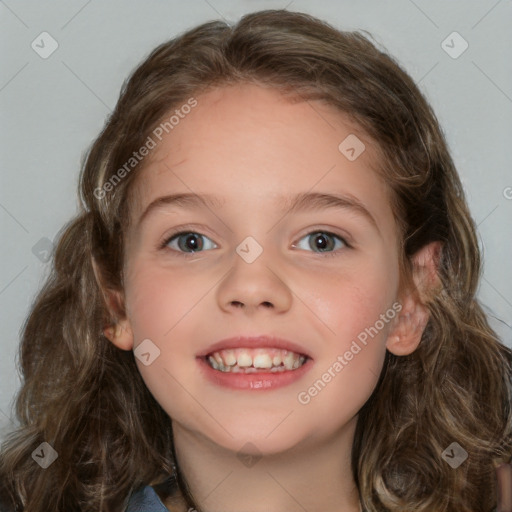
[386,241,442,356]
[91,256,134,351]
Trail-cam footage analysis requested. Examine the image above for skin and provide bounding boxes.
[97,83,439,512]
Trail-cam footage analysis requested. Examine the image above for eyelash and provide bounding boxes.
[158,226,352,258]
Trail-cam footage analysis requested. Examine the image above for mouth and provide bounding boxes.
[201,347,310,373]
[196,335,313,390]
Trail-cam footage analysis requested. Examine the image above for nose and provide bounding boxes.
[216,246,293,315]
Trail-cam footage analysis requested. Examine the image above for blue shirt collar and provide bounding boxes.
[126,484,169,511]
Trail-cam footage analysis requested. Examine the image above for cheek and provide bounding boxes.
[306,254,399,344]
[123,260,210,403]
[124,259,206,339]
[296,254,398,413]
[123,262,201,424]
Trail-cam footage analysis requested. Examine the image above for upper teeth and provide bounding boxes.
[206,348,306,372]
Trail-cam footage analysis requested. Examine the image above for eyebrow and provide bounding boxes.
[137,191,378,231]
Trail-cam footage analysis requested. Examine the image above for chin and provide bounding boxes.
[200,414,312,456]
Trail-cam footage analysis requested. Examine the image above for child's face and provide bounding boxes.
[116,83,403,454]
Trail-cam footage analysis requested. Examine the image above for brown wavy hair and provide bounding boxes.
[1,9,511,512]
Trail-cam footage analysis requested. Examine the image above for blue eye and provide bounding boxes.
[162,231,217,254]
[293,231,349,255]
[160,229,350,257]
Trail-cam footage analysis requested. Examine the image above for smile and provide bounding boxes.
[205,347,308,373]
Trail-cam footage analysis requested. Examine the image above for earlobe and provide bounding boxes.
[102,319,134,351]
[386,296,429,356]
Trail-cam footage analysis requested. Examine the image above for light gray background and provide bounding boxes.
[1,0,511,441]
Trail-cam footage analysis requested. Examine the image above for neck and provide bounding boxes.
[169,417,361,512]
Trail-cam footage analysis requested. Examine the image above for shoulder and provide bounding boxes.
[126,477,190,512]
[126,484,170,512]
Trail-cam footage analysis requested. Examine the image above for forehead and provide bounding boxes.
[128,83,393,233]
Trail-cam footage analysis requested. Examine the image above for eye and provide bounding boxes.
[293,230,349,255]
[161,231,217,254]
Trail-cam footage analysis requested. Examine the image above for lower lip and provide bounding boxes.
[196,356,313,391]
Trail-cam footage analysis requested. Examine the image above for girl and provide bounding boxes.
[0,9,511,512]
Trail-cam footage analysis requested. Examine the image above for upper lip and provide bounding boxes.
[197,335,313,359]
